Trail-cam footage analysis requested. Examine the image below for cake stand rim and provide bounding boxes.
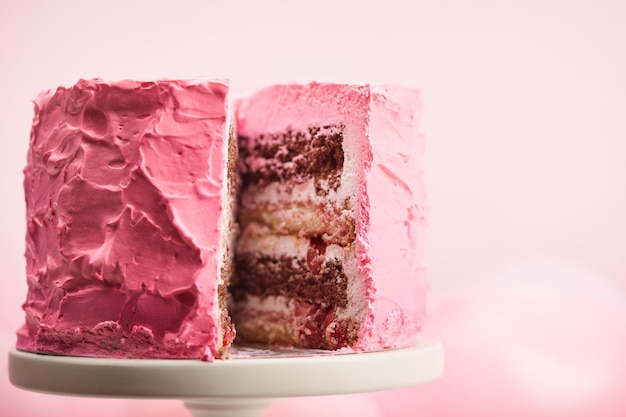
[8,336,443,399]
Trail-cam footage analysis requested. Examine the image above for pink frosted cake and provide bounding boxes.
[18,79,427,360]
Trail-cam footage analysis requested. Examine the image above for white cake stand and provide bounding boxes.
[9,337,443,417]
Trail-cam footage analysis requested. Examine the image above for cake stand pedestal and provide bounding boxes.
[9,337,443,417]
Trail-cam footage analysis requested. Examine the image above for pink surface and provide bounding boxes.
[2,0,626,416]
[370,267,626,417]
[19,79,232,360]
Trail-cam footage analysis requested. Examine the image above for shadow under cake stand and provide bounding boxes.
[9,337,443,417]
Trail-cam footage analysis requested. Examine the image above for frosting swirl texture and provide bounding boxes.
[18,79,232,359]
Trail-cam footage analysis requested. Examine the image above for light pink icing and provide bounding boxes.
[18,78,232,360]
[236,82,427,350]
[364,85,428,349]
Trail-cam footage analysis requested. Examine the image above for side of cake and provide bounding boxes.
[233,82,427,351]
[18,78,238,360]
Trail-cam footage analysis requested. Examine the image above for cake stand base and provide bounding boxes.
[184,398,273,417]
[9,337,443,417]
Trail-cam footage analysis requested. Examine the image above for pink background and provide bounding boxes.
[2,0,625,416]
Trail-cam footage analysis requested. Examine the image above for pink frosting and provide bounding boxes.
[18,78,232,360]
[363,85,428,349]
[237,83,427,350]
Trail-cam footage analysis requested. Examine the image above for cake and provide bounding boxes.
[17,79,427,360]
[18,78,238,360]
[233,83,427,350]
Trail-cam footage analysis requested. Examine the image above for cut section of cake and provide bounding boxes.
[18,78,238,360]
[233,82,427,351]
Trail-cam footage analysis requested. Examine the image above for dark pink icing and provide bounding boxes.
[18,79,231,360]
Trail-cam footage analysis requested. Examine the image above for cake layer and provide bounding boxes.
[232,295,359,349]
[233,250,348,307]
[234,229,356,297]
[238,199,355,246]
[19,78,236,360]
[239,124,344,193]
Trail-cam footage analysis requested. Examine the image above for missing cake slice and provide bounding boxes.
[233,82,427,351]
